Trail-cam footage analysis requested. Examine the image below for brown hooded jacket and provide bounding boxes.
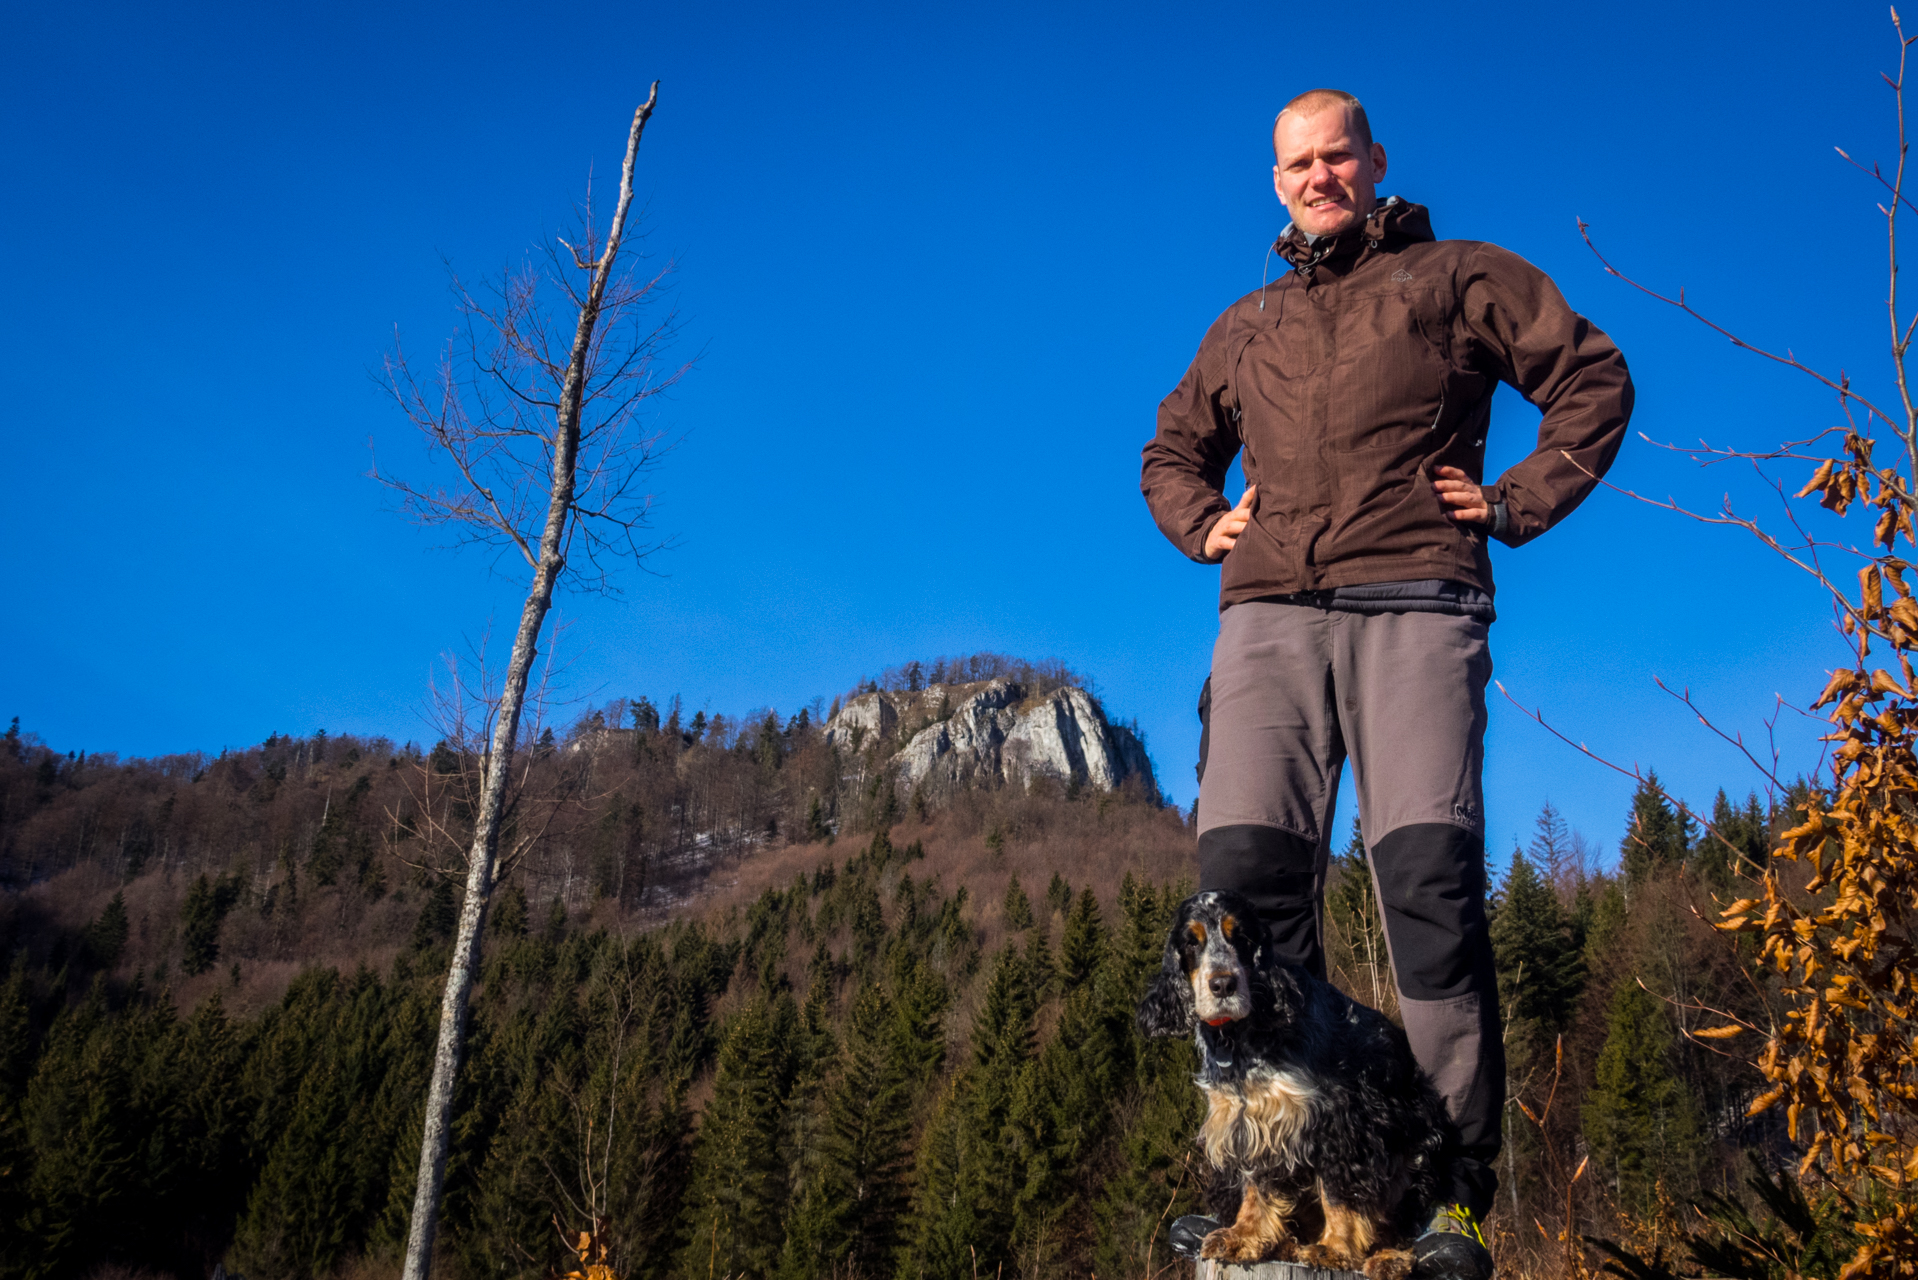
[1140,198,1632,607]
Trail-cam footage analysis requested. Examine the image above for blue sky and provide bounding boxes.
[1,0,1901,867]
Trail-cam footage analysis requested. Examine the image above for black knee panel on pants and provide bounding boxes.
[1371,823,1497,1001]
[1195,675,1212,785]
[1197,823,1323,978]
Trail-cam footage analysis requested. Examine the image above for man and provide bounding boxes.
[1141,90,1631,1275]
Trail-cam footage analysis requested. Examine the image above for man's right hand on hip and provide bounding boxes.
[1204,486,1258,561]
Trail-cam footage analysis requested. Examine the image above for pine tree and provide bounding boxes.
[1582,980,1702,1216]
[888,957,949,1088]
[1490,845,1589,1221]
[490,881,529,937]
[1114,872,1170,998]
[1003,874,1035,931]
[1621,771,1692,885]
[1697,788,1771,887]
[229,968,416,1277]
[410,879,459,950]
[1045,872,1072,917]
[1091,1033,1204,1279]
[676,1001,788,1280]
[633,696,661,732]
[0,1090,26,1274]
[1057,888,1106,991]
[960,944,1036,1150]
[1023,924,1055,1002]
[777,962,840,1280]
[1008,982,1120,1272]
[847,878,886,973]
[1490,849,1585,1036]
[897,1081,978,1280]
[18,983,134,1276]
[1583,876,1627,973]
[180,876,223,976]
[899,947,1037,1280]
[448,991,577,1278]
[578,944,695,1280]
[804,794,831,844]
[82,891,129,969]
[806,985,913,1277]
[1528,799,1574,890]
[0,959,31,1099]
[164,992,253,1268]
[12,981,244,1275]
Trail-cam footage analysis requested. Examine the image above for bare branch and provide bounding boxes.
[1495,681,1778,873]
[1579,221,1899,432]
[1651,679,1793,793]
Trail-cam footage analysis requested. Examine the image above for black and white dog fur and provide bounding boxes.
[1137,890,1452,1278]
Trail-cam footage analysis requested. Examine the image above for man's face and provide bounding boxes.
[1272,106,1387,238]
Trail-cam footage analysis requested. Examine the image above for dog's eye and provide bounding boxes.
[1187,922,1207,945]
[1222,915,1237,938]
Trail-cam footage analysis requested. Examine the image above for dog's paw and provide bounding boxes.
[1200,1229,1291,1264]
[1362,1248,1414,1280]
[1196,1230,1234,1262]
[1198,1229,1253,1262]
[1297,1244,1360,1271]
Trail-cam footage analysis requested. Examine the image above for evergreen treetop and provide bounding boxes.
[1621,771,1693,884]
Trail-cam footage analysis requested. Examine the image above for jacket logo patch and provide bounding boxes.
[1391,268,1414,283]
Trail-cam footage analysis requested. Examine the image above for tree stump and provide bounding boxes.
[1197,1261,1367,1280]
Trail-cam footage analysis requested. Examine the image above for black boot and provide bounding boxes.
[1411,1202,1493,1280]
[1170,1215,1220,1260]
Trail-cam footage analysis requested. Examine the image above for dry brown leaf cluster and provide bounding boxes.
[556,1219,621,1280]
[1569,17,1918,1273]
[1715,438,1918,1278]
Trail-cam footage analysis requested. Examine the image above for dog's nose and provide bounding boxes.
[1208,972,1238,1000]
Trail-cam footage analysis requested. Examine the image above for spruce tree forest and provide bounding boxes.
[0,656,1841,1280]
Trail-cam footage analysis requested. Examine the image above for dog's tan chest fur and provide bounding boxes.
[1199,1067,1319,1172]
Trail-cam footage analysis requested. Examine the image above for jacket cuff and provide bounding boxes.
[1485,484,1524,547]
[1192,512,1226,563]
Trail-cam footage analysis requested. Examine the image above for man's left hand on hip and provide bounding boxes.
[1433,466,1491,525]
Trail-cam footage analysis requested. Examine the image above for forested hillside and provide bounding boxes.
[0,657,1814,1280]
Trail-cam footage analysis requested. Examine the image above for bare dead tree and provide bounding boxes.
[372,85,681,1280]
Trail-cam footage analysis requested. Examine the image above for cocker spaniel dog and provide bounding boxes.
[1137,890,1452,1278]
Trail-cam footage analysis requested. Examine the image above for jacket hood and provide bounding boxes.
[1276,196,1433,272]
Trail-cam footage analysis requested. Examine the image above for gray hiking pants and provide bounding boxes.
[1195,600,1504,1199]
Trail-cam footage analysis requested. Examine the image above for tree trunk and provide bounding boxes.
[399,85,659,1280]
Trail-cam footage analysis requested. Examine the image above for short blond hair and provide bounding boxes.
[1275,88,1372,151]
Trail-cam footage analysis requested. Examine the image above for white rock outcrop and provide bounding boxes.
[824,679,1155,799]
[823,691,897,752]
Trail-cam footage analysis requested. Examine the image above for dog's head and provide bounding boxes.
[1136,890,1268,1037]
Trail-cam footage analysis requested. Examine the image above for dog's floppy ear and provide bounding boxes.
[1234,905,1273,969]
[1254,942,1308,1025]
[1136,935,1195,1038]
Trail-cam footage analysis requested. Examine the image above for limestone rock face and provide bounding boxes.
[824,679,1155,799]
[823,690,897,752]
[1003,686,1153,792]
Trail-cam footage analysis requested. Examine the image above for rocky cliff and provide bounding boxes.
[824,678,1155,799]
